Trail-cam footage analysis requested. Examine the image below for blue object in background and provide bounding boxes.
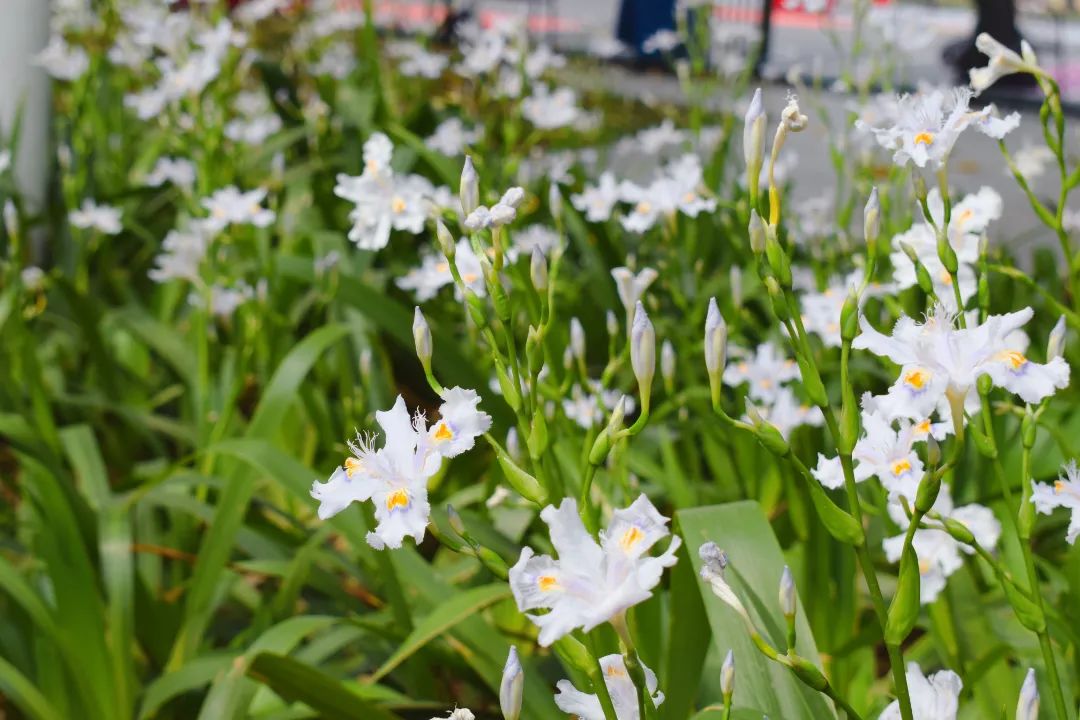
[616,0,677,57]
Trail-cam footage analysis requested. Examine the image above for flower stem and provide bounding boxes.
[585,631,620,720]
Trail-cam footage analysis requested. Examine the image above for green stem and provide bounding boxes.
[585,632,620,720]
[1019,440,1070,720]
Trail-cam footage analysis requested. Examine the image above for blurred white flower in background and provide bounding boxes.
[69,199,122,235]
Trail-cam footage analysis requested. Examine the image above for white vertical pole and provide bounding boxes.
[0,0,51,210]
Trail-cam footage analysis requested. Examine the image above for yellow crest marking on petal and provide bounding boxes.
[903,369,930,390]
[891,459,912,477]
[635,201,652,215]
[997,350,1028,369]
[391,196,407,213]
[434,421,454,442]
[620,527,644,552]
[462,272,479,284]
[386,488,410,511]
[914,131,935,146]
[344,457,363,478]
[605,664,627,677]
[537,575,559,592]
[918,559,931,574]
[915,419,932,436]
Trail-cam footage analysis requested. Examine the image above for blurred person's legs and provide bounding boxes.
[616,0,676,66]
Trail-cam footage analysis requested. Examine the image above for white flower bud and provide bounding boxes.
[570,317,586,362]
[413,307,433,367]
[748,209,766,253]
[743,88,766,174]
[359,347,373,378]
[500,647,524,720]
[506,427,521,462]
[606,310,619,339]
[436,219,456,258]
[779,565,796,618]
[460,156,480,216]
[661,339,676,387]
[864,187,880,246]
[730,266,743,308]
[3,200,16,237]
[1048,315,1066,360]
[530,247,548,292]
[562,345,574,370]
[630,301,655,391]
[704,297,728,376]
[1016,668,1039,720]
[548,183,563,223]
[720,649,735,697]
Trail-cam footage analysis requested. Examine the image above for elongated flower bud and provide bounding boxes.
[743,88,766,177]
[460,156,479,216]
[446,504,467,539]
[1016,668,1039,720]
[730,266,743,307]
[570,317,586,362]
[631,301,656,393]
[1048,315,1066,360]
[704,298,728,375]
[3,200,16,238]
[779,566,796,618]
[413,307,432,368]
[863,187,880,246]
[748,209,766,253]
[506,427,521,463]
[436,219,456,259]
[912,172,928,202]
[549,183,563,224]
[500,647,524,720]
[720,649,735,698]
[606,310,618,339]
[530,247,548,292]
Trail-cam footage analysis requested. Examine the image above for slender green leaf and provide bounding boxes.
[370,583,511,681]
[678,501,836,719]
[248,652,403,720]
